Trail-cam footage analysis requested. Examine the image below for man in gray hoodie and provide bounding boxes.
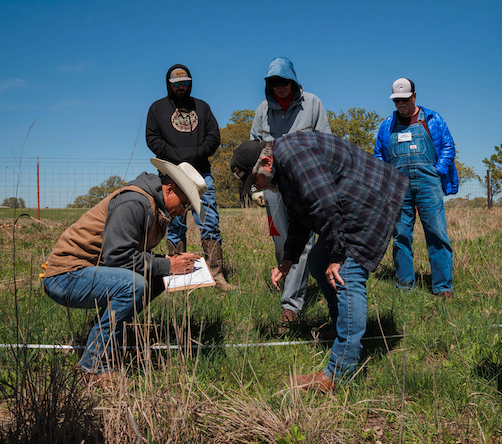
[250,57,331,328]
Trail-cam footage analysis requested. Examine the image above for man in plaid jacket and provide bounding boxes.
[231,132,408,392]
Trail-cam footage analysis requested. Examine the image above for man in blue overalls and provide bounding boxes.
[374,78,458,297]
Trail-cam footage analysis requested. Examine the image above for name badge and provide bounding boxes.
[398,132,412,142]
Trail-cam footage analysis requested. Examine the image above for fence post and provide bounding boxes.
[37,156,41,221]
[487,168,492,210]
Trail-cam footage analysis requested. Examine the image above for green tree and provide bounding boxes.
[213,110,255,207]
[469,196,489,208]
[455,157,478,186]
[212,107,385,207]
[68,175,127,208]
[2,197,26,208]
[479,144,502,206]
[327,107,383,153]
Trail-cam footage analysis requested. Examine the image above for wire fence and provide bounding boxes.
[1,157,155,209]
[0,156,491,210]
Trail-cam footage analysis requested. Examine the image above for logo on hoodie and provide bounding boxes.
[171,108,199,132]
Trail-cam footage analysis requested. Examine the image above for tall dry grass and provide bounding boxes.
[1,206,502,442]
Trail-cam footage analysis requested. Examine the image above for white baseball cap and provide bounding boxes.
[150,158,207,219]
[390,78,415,99]
[168,68,192,83]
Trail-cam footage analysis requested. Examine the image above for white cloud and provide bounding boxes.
[59,62,91,73]
[0,79,26,92]
[49,100,86,110]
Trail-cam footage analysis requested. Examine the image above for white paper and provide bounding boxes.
[398,132,412,142]
[163,257,215,291]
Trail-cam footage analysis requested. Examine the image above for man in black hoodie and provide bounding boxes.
[146,64,235,291]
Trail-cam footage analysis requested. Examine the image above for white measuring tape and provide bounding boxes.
[0,334,406,351]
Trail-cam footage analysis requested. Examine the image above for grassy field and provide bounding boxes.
[1,205,502,443]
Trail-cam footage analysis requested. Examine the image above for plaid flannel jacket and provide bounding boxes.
[272,132,409,272]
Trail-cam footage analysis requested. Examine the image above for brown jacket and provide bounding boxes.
[44,185,169,278]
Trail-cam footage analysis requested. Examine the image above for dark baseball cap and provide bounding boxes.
[230,140,265,195]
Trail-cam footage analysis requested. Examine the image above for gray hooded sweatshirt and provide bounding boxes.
[250,57,331,141]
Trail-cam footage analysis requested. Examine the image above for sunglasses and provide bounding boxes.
[393,96,413,103]
[269,78,291,88]
[172,81,190,87]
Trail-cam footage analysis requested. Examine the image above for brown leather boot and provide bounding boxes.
[82,370,119,388]
[278,309,299,334]
[296,371,336,393]
[167,239,186,255]
[202,239,236,291]
[280,309,299,323]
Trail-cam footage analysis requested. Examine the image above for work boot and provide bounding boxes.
[296,371,336,393]
[202,239,236,291]
[280,309,299,323]
[82,370,119,389]
[167,239,186,255]
[278,309,299,334]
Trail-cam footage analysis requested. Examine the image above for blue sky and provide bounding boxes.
[1,0,501,182]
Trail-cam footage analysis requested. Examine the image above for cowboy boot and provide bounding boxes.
[166,238,186,255]
[295,371,336,393]
[202,239,236,291]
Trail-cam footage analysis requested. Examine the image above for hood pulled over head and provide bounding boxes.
[166,64,193,99]
[264,57,302,101]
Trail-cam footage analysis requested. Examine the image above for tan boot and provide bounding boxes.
[167,239,186,254]
[202,239,236,291]
[296,371,336,393]
[82,370,119,389]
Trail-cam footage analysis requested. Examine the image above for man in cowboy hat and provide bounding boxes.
[43,159,207,386]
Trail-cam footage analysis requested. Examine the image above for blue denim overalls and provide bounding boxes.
[387,110,453,293]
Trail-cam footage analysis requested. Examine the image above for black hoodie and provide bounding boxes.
[146,64,220,174]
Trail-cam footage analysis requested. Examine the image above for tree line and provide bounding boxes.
[211,108,478,207]
[64,108,489,209]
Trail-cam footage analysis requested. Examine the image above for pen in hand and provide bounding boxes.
[167,252,201,275]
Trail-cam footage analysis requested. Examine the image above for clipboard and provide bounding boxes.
[163,257,215,292]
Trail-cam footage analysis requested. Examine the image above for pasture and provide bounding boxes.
[0,205,501,443]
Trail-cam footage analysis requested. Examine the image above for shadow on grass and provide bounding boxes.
[374,263,435,294]
[256,298,402,359]
[120,281,401,365]
[473,361,502,393]
[124,315,230,348]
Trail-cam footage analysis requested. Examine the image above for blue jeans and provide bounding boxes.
[167,173,222,245]
[387,113,453,294]
[308,241,368,379]
[264,189,315,313]
[44,267,164,374]
[392,166,453,293]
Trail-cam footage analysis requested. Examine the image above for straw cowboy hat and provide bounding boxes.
[150,158,207,219]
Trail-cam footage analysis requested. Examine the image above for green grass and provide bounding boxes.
[1,205,502,442]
